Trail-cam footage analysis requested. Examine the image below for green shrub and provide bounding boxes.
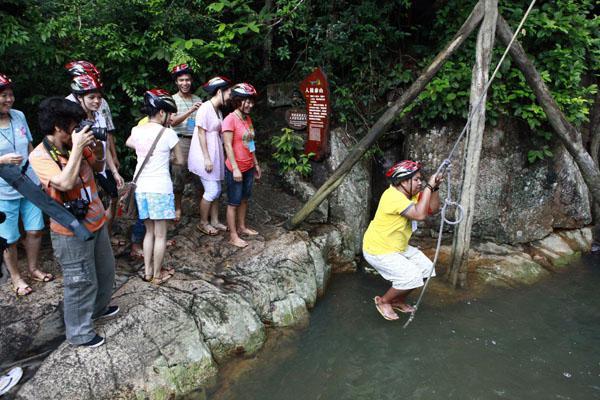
[270,128,314,177]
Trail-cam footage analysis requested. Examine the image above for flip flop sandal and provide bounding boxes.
[160,268,175,278]
[238,228,259,236]
[151,270,174,285]
[212,222,228,232]
[391,304,416,314]
[373,297,399,321]
[12,285,33,297]
[31,271,55,283]
[197,223,218,236]
[228,239,249,248]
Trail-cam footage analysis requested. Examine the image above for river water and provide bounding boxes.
[210,256,600,400]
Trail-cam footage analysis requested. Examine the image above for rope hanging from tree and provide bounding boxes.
[403,0,538,329]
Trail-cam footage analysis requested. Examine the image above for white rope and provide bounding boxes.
[403,0,537,328]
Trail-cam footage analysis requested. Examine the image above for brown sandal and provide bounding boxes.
[13,285,33,297]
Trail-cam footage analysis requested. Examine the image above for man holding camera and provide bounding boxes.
[29,97,118,348]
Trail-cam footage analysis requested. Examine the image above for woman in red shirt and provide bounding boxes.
[222,83,261,248]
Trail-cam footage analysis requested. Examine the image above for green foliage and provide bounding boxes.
[0,0,264,175]
[527,145,553,164]
[411,0,598,157]
[0,0,597,174]
[271,128,314,176]
[268,0,415,129]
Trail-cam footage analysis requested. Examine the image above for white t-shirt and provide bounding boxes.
[129,124,179,194]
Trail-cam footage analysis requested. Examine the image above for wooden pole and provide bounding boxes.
[448,0,498,288]
[496,15,600,218]
[285,0,485,229]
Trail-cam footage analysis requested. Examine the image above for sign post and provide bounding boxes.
[299,68,330,161]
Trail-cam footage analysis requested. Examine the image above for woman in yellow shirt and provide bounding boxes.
[363,160,442,321]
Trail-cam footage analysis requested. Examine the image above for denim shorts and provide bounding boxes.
[135,192,175,220]
[0,198,44,244]
[225,167,254,206]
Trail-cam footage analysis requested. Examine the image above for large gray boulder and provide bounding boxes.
[404,125,591,244]
[15,226,347,400]
[327,128,372,257]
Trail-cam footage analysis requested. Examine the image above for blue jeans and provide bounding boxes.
[225,167,254,206]
[51,225,115,345]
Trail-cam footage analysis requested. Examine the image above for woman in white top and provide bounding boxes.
[188,76,232,235]
[126,89,183,284]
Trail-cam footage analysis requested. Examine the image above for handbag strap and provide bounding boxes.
[132,125,167,184]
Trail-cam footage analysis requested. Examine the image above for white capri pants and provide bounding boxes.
[200,178,222,202]
[363,246,435,290]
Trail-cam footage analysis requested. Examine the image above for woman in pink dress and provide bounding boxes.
[188,76,232,235]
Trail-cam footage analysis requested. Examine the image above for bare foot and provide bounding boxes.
[174,208,182,224]
[238,227,258,236]
[228,237,249,248]
[30,269,55,283]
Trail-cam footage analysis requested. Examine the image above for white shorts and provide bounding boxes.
[200,178,222,202]
[363,246,435,290]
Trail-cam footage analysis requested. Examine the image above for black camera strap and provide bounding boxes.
[42,137,91,204]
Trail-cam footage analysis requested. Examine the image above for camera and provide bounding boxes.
[77,119,107,141]
[63,198,90,220]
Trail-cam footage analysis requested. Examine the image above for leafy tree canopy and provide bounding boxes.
[0,0,597,166]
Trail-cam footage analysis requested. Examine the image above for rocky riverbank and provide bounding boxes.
[1,169,359,400]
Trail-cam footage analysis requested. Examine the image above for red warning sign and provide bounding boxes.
[299,68,330,161]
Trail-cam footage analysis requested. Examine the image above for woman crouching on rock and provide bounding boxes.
[126,89,183,284]
[362,160,443,321]
[222,83,261,248]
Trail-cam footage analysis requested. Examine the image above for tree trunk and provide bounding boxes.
[589,86,600,222]
[263,0,273,73]
[589,86,600,166]
[448,0,497,288]
[285,0,486,229]
[496,15,600,220]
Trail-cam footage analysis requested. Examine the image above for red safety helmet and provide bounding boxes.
[171,64,193,80]
[231,83,257,98]
[144,88,177,114]
[65,60,101,79]
[70,74,103,95]
[386,160,422,183]
[203,76,232,95]
[0,73,12,91]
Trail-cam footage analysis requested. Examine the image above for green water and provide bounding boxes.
[211,257,600,400]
